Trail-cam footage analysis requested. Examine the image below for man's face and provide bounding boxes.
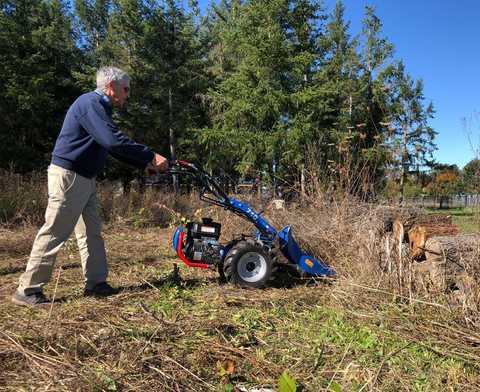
[105,78,130,108]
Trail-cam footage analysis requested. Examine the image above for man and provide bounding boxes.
[12,66,168,306]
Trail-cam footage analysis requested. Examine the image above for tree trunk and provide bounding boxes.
[300,164,305,200]
[392,213,454,241]
[168,87,179,192]
[413,234,480,295]
[399,123,408,205]
[408,223,459,260]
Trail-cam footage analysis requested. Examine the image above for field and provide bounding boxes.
[2,193,480,391]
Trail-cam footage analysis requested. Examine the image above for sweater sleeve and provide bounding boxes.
[77,100,155,168]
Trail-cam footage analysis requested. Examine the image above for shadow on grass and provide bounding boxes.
[117,267,329,293]
[47,266,333,304]
[118,266,207,293]
[0,265,25,276]
[269,266,335,289]
[0,262,81,277]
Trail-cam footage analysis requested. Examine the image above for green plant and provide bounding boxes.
[278,371,297,392]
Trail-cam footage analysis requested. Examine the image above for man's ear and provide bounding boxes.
[104,81,115,95]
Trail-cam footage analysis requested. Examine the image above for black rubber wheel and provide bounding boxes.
[223,241,273,288]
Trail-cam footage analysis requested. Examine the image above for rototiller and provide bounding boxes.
[169,160,335,288]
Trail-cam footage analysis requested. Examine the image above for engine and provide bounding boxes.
[183,218,223,265]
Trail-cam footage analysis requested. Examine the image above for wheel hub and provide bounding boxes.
[237,252,268,283]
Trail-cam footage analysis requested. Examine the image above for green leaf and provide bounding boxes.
[223,384,234,392]
[278,371,297,392]
[330,381,342,392]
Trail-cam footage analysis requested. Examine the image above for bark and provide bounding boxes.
[391,213,454,244]
[408,223,459,260]
[413,234,480,294]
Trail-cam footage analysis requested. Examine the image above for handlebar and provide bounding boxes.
[167,160,230,207]
[158,160,275,237]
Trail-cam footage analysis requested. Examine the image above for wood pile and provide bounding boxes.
[382,209,479,300]
[407,221,460,261]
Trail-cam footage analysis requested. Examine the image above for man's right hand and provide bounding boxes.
[149,153,169,173]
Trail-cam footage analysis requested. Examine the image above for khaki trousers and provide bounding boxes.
[18,164,108,295]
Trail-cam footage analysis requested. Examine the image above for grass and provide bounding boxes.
[1,172,480,391]
[1,225,480,391]
[426,207,480,233]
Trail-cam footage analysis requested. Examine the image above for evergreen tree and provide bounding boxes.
[0,0,439,197]
[88,0,208,183]
[383,61,437,202]
[202,0,321,180]
[74,0,110,50]
[291,0,361,188]
[0,0,82,171]
[279,0,325,182]
[73,0,111,89]
[351,5,395,196]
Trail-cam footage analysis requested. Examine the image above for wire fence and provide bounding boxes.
[405,194,480,209]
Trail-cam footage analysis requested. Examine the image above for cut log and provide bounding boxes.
[379,232,409,273]
[394,214,452,238]
[419,214,453,225]
[424,234,479,265]
[408,223,460,260]
[413,234,480,294]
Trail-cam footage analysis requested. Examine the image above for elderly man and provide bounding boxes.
[12,66,168,306]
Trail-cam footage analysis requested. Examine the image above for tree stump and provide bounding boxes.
[408,223,459,260]
[393,213,453,240]
[413,234,480,296]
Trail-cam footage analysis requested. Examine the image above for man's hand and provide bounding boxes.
[147,153,169,173]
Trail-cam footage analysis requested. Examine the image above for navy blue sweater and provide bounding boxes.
[52,91,154,178]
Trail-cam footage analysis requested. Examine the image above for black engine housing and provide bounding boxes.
[184,218,222,264]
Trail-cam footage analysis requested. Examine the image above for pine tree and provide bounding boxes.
[352,5,395,196]
[280,0,326,182]
[383,61,437,203]
[86,0,208,183]
[294,0,361,187]
[202,0,319,180]
[0,0,82,171]
[73,0,111,90]
[74,0,110,50]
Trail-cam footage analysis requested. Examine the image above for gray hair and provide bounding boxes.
[96,66,129,92]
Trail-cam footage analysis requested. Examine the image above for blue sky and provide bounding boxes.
[321,0,480,169]
[197,0,480,168]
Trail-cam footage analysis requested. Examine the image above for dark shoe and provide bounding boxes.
[84,282,119,297]
[12,291,50,307]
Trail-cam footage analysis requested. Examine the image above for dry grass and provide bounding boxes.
[0,170,48,226]
[0,169,199,228]
[2,179,480,390]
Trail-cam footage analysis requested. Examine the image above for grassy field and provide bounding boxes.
[1,225,480,391]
